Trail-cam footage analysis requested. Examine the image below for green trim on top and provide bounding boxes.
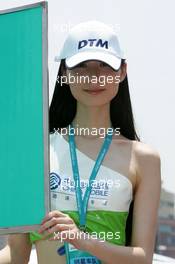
[29,210,128,246]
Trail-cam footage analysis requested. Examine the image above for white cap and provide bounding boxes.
[55,20,125,71]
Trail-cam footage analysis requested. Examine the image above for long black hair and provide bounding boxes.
[49,58,140,245]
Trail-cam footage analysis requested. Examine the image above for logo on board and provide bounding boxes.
[50,172,61,190]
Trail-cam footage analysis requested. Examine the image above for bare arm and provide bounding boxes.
[0,233,32,264]
[79,142,161,264]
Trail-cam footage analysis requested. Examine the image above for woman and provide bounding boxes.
[0,21,161,264]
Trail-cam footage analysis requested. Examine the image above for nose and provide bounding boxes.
[86,61,101,75]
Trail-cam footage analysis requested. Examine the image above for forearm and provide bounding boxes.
[0,234,31,264]
[80,235,149,264]
[0,244,29,264]
[0,245,11,264]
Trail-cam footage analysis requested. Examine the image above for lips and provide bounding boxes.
[83,89,105,94]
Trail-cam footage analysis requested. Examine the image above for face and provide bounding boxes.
[62,60,127,106]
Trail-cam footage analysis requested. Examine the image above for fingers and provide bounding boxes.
[48,230,72,242]
[48,223,73,234]
[41,210,67,225]
[38,210,78,244]
[40,216,73,233]
[48,231,62,241]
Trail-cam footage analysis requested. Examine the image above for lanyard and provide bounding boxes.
[68,123,113,231]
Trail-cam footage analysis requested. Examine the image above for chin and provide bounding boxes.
[79,98,112,107]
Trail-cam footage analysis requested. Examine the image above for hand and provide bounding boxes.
[38,210,89,250]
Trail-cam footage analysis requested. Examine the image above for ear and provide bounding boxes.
[119,62,127,82]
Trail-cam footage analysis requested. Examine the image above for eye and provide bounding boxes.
[100,62,110,67]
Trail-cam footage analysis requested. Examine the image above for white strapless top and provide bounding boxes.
[50,132,133,213]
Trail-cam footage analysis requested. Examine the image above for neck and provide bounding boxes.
[71,102,112,138]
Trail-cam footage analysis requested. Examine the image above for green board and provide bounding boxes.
[0,2,50,234]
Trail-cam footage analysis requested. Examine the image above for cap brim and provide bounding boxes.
[65,51,122,71]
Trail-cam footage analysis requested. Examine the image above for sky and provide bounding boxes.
[0,0,175,193]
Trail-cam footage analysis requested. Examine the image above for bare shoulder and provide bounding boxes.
[113,134,161,187]
[114,133,160,160]
[133,140,161,165]
[132,140,161,188]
